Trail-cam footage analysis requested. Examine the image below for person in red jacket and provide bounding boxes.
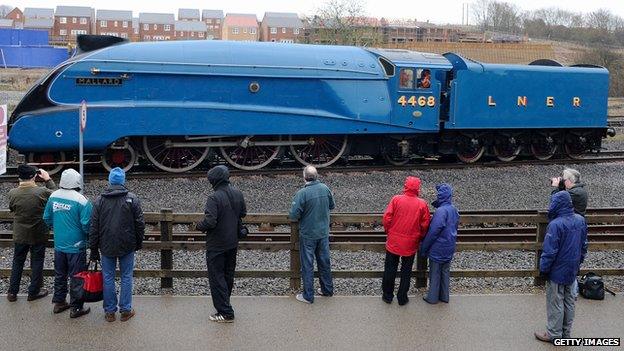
[381,176,431,305]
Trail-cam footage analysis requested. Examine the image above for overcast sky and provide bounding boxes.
[9,0,624,24]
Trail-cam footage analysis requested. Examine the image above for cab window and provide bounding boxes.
[418,69,431,89]
[399,68,414,89]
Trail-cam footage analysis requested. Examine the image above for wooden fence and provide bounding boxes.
[1,209,623,292]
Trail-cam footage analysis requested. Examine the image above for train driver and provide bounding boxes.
[399,69,414,89]
[419,70,431,89]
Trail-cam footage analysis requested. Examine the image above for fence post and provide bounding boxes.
[160,208,173,290]
[415,251,428,288]
[289,220,301,293]
[534,212,547,286]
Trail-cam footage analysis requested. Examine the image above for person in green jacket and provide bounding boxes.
[43,168,93,318]
[7,165,56,302]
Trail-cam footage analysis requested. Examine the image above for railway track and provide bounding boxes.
[608,115,624,127]
[2,151,624,183]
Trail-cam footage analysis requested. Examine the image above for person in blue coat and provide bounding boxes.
[535,191,588,343]
[419,184,460,304]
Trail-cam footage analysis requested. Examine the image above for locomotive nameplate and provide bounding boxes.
[75,78,122,86]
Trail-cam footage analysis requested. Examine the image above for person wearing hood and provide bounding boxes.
[535,191,588,343]
[43,168,92,318]
[89,167,145,322]
[196,165,246,323]
[381,176,430,305]
[420,184,460,304]
[289,166,336,304]
[7,165,56,303]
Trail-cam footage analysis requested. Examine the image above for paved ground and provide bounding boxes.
[0,294,622,350]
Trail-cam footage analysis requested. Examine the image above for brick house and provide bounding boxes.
[222,13,258,41]
[5,7,23,28]
[202,10,223,40]
[174,21,207,40]
[139,13,175,41]
[96,10,133,40]
[54,6,94,43]
[260,12,303,43]
[178,9,200,21]
[23,8,54,36]
[131,18,139,42]
[384,19,423,44]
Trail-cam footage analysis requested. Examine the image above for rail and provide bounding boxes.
[1,209,623,292]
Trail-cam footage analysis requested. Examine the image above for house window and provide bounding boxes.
[233,27,239,34]
[60,17,67,24]
[282,27,286,34]
[144,35,150,40]
[216,19,220,24]
[250,27,256,34]
[114,21,118,27]
[191,31,194,37]
[243,27,247,33]
[206,19,212,24]
[180,31,184,36]
[122,21,128,28]
[100,20,107,27]
[120,33,128,38]
[270,27,276,34]
[164,24,171,31]
[199,32,204,37]
[59,29,67,35]
[80,18,87,24]
[294,28,299,35]
[143,24,148,30]
[71,29,87,35]
[153,24,157,30]
[72,17,77,24]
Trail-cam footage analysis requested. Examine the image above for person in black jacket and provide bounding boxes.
[89,167,145,323]
[196,165,246,323]
[550,168,588,216]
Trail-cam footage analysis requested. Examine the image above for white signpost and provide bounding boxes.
[0,104,7,175]
[79,100,87,190]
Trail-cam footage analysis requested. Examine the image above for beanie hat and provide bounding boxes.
[108,167,126,186]
[17,164,38,180]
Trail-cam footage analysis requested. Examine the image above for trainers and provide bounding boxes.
[209,313,234,323]
[53,301,70,314]
[120,309,135,322]
[7,293,17,302]
[316,288,333,297]
[295,294,312,304]
[70,307,91,319]
[27,289,49,301]
[105,312,116,322]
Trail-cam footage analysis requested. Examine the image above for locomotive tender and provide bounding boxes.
[8,37,613,172]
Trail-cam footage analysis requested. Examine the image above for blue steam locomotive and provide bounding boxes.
[8,37,614,173]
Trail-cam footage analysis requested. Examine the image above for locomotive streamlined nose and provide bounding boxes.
[607,127,617,137]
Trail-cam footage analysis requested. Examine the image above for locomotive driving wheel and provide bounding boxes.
[382,137,412,166]
[289,135,348,168]
[530,135,558,160]
[142,136,209,173]
[101,144,137,172]
[27,152,66,175]
[493,136,522,162]
[564,135,587,159]
[456,136,485,163]
[219,136,282,170]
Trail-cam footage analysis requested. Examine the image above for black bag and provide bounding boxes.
[224,190,248,240]
[578,272,615,300]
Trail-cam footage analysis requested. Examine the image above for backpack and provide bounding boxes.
[578,273,615,300]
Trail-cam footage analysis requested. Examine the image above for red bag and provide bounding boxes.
[70,261,103,303]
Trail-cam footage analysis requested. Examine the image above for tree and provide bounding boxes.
[307,0,384,46]
[578,47,624,96]
[0,4,13,17]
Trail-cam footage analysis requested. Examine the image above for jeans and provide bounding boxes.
[206,248,237,318]
[425,259,451,303]
[300,236,333,302]
[9,243,46,296]
[546,280,576,338]
[101,251,135,313]
[381,251,414,304]
[53,250,86,309]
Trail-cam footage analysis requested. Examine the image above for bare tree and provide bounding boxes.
[578,47,623,96]
[308,0,383,46]
[0,4,13,17]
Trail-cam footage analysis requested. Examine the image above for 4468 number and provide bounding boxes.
[397,95,436,107]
